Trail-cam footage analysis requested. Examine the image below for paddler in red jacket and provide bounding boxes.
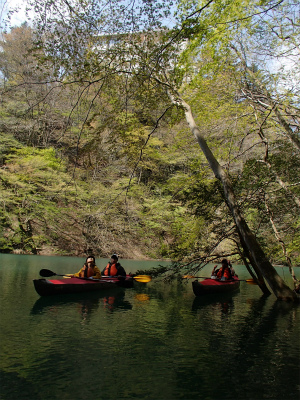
[216,259,232,281]
[102,254,126,277]
[72,256,101,279]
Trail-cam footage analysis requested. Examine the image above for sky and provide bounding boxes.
[0,0,34,31]
[1,0,177,31]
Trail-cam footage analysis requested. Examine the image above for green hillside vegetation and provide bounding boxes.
[0,0,300,285]
[0,130,196,258]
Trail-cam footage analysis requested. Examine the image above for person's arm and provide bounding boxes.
[117,265,127,277]
[73,267,84,277]
[92,266,101,279]
[211,265,218,275]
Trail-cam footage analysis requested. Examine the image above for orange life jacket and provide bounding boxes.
[103,262,118,276]
[217,266,231,280]
[80,266,95,278]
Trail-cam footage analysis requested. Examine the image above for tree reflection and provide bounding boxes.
[188,293,299,399]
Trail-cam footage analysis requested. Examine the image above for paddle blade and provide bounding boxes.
[133,275,152,283]
[39,269,56,277]
[246,279,257,285]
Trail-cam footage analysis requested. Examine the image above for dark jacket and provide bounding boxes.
[102,262,126,277]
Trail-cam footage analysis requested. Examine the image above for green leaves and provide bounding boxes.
[1,0,299,270]
[0,141,85,254]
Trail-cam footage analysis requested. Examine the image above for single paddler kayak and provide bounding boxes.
[33,275,134,296]
[192,277,240,296]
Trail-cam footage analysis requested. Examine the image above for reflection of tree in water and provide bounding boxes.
[224,296,300,399]
[0,369,41,400]
[185,295,300,400]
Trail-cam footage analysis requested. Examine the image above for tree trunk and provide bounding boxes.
[178,97,298,301]
[236,233,271,295]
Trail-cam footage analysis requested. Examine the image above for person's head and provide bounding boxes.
[111,254,118,263]
[221,259,228,267]
[86,256,95,267]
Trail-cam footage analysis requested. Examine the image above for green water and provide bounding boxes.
[0,254,299,400]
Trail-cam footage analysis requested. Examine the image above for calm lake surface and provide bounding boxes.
[0,254,299,400]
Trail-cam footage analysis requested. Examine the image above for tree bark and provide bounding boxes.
[178,97,298,301]
[236,233,271,295]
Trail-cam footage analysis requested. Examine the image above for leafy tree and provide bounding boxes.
[162,0,299,298]
[0,135,88,253]
[2,0,299,299]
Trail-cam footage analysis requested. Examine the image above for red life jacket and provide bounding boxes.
[217,266,231,280]
[103,262,118,276]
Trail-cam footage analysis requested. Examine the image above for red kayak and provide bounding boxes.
[192,277,240,296]
[33,275,134,296]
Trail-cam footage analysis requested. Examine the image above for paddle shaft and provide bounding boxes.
[39,269,151,282]
[183,275,256,283]
[40,269,111,280]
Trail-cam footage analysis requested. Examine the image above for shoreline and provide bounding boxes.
[0,251,298,267]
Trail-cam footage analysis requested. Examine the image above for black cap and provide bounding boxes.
[111,254,118,261]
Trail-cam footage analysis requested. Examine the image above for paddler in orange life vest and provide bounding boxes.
[102,254,126,278]
[211,259,233,281]
[72,256,101,279]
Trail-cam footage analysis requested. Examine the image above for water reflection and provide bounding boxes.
[101,293,132,312]
[229,296,299,399]
[191,291,239,314]
[134,293,150,302]
[190,293,299,399]
[0,369,42,400]
[1,255,299,400]
[31,290,132,319]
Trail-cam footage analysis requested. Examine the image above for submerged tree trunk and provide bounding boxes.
[178,97,297,301]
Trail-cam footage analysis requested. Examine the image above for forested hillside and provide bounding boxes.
[0,117,201,259]
[0,0,299,279]
[0,24,208,259]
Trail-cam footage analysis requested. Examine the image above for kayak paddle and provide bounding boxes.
[40,269,67,277]
[39,269,152,282]
[39,269,95,281]
[132,275,152,283]
[182,275,257,284]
